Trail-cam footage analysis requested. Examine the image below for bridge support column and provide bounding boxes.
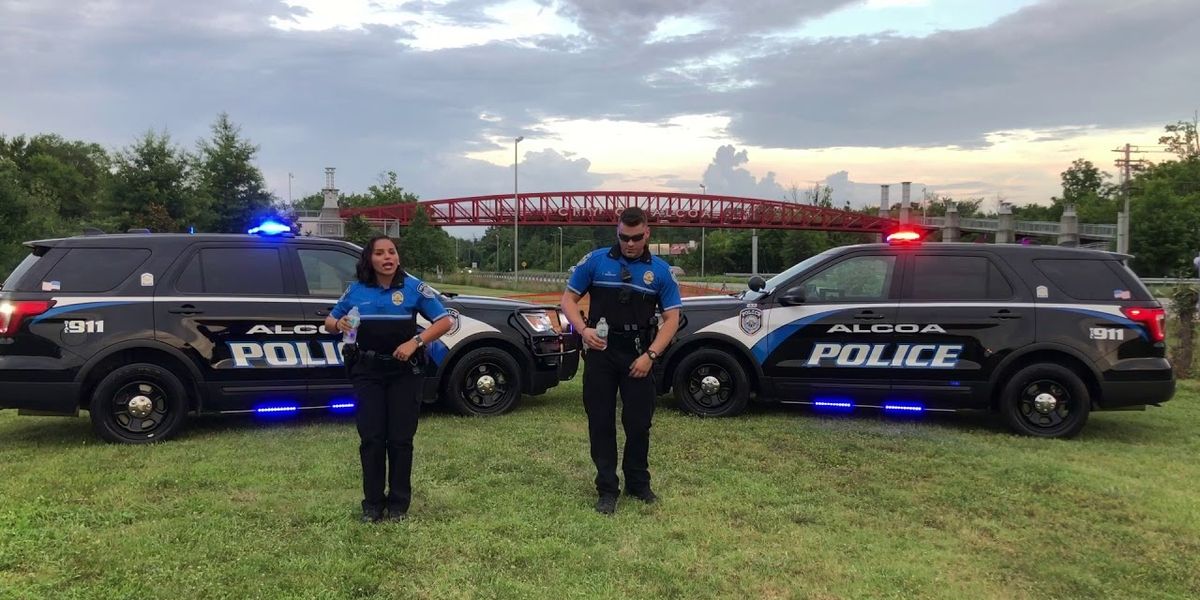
[751,229,758,276]
[1117,212,1129,254]
[900,182,912,226]
[878,185,890,242]
[996,204,1015,243]
[943,204,960,242]
[1057,204,1079,247]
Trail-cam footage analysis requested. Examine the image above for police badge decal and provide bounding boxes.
[445,308,461,336]
[739,307,763,335]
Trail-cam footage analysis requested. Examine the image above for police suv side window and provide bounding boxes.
[176,248,286,295]
[794,255,896,302]
[907,255,1013,300]
[297,249,357,296]
[40,248,151,293]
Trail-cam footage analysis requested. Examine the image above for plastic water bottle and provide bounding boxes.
[343,306,361,345]
[595,317,609,341]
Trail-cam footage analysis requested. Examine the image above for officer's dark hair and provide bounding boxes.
[618,207,647,227]
[356,235,407,285]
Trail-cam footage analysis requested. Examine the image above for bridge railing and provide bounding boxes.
[912,216,1117,240]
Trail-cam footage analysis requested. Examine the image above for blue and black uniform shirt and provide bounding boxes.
[567,245,683,329]
[331,273,449,354]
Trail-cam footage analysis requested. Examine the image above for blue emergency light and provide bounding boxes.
[248,220,293,236]
[883,402,925,414]
[329,401,356,414]
[255,402,299,414]
[812,399,855,412]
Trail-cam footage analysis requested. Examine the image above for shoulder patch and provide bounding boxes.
[576,253,591,267]
[338,283,354,302]
[417,282,438,298]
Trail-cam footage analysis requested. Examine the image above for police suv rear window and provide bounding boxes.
[1034,258,1148,301]
[41,248,150,293]
[907,255,1013,300]
[1,252,42,291]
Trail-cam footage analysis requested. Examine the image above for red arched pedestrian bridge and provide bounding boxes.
[342,191,912,233]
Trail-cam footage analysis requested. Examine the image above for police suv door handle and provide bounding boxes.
[989,309,1021,320]
[166,304,204,315]
[852,311,886,320]
[314,308,331,317]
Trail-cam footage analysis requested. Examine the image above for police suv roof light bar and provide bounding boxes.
[248,220,294,237]
[885,230,922,244]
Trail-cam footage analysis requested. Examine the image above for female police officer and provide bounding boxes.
[325,235,453,523]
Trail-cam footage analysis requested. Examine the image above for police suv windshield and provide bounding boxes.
[743,249,838,301]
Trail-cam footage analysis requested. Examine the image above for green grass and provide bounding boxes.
[1,380,1198,599]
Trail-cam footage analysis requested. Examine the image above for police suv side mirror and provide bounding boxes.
[748,276,766,292]
[778,288,806,306]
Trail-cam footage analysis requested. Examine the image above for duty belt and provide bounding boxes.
[345,345,424,374]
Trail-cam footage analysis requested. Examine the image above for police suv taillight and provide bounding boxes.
[0,300,56,337]
[1121,306,1166,342]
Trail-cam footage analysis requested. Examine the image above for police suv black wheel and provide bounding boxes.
[445,347,522,416]
[1000,364,1090,439]
[673,349,750,417]
[89,363,188,444]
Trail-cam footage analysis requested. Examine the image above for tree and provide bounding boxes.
[399,205,453,274]
[195,113,274,233]
[0,157,78,274]
[1050,158,1118,223]
[108,130,197,233]
[343,215,375,247]
[1159,114,1199,161]
[0,134,110,222]
[1128,157,1200,275]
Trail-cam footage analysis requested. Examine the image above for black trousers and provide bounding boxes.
[582,339,657,496]
[350,362,422,512]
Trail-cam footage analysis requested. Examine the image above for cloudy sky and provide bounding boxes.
[3,0,1198,224]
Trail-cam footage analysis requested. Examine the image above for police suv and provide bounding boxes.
[0,228,580,443]
[658,234,1174,438]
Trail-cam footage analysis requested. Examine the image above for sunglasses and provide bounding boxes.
[618,232,645,243]
[619,265,632,304]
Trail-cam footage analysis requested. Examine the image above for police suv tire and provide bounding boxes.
[444,347,522,416]
[673,349,750,417]
[88,363,188,444]
[1000,363,1090,439]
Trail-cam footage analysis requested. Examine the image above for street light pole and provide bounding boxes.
[699,184,706,278]
[557,226,563,272]
[514,136,524,277]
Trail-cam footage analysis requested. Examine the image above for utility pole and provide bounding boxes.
[1113,144,1153,254]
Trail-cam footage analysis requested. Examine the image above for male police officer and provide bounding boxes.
[561,207,682,514]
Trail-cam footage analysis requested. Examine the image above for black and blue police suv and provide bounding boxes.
[657,233,1175,438]
[0,227,580,443]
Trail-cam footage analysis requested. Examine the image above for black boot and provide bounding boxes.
[595,494,618,515]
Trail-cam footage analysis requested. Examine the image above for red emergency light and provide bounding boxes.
[885,230,922,244]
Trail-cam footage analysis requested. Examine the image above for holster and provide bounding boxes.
[343,343,360,377]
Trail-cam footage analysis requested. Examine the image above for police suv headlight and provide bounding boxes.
[522,310,558,333]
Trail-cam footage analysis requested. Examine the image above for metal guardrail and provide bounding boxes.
[912,216,1117,240]
[1141,278,1200,286]
[462,272,1198,289]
